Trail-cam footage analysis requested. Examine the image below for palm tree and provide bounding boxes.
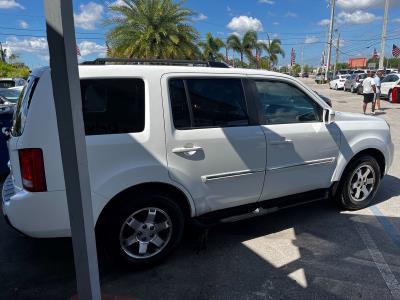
[105,0,200,59]
[227,30,257,65]
[266,38,285,69]
[198,33,225,61]
[254,40,269,68]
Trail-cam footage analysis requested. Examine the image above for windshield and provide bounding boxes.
[0,88,22,103]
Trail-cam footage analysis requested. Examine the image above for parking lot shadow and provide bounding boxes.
[1,176,400,300]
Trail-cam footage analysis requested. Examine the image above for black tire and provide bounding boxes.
[99,191,185,267]
[335,155,381,210]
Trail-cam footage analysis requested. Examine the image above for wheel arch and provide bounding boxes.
[95,182,195,230]
[333,147,386,183]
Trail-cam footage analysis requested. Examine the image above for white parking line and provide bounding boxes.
[354,217,400,299]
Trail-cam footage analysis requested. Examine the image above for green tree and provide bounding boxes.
[227,30,257,65]
[0,61,30,78]
[291,64,301,75]
[303,64,312,73]
[198,32,225,61]
[105,0,200,59]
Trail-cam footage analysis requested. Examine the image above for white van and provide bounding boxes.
[2,60,394,266]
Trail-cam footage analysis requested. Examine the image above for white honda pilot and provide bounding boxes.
[2,60,394,266]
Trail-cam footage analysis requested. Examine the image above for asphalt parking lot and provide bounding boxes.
[1,77,400,300]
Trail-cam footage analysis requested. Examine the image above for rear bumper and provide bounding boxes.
[2,175,70,238]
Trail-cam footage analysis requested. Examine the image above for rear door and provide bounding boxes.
[162,74,266,215]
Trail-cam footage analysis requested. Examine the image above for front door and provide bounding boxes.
[162,75,266,215]
[249,78,340,200]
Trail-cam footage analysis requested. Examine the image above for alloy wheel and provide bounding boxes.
[119,207,172,259]
[348,164,376,202]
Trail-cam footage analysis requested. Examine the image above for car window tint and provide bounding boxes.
[169,79,191,129]
[254,80,322,125]
[80,79,145,135]
[169,78,249,129]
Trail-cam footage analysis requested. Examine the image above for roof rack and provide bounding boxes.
[81,58,230,68]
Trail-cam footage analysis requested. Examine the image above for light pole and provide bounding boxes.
[325,0,335,82]
[379,0,389,69]
[44,1,101,299]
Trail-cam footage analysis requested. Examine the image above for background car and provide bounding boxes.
[344,73,367,93]
[380,73,400,102]
[301,72,309,78]
[0,78,26,88]
[0,86,23,105]
[329,74,349,90]
[315,72,332,84]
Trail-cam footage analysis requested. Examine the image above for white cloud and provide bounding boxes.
[0,0,24,9]
[337,10,379,24]
[4,37,48,57]
[259,0,274,4]
[4,37,105,60]
[337,0,398,9]
[273,21,279,26]
[318,19,330,26]
[19,20,28,29]
[74,2,104,30]
[109,0,127,6]
[192,13,208,21]
[393,18,400,23]
[304,36,319,44]
[227,16,263,33]
[285,12,298,18]
[78,41,107,57]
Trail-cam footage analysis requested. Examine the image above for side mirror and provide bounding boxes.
[323,109,335,124]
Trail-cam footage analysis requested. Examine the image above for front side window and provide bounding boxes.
[254,80,322,125]
[80,79,145,135]
[169,78,249,129]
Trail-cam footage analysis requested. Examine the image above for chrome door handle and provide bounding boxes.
[172,146,203,156]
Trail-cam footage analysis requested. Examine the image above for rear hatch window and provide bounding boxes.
[12,75,39,137]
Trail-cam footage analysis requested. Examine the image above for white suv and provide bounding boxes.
[2,61,394,266]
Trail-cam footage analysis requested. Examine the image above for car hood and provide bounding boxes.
[334,111,383,122]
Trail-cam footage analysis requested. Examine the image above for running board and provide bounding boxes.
[192,189,329,227]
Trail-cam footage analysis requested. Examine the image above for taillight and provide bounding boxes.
[18,148,47,192]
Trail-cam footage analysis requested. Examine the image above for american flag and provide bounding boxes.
[76,44,81,56]
[290,48,296,66]
[372,48,379,59]
[393,44,400,58]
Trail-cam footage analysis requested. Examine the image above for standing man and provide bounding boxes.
[362,70,376,115]
[373,70,382,111]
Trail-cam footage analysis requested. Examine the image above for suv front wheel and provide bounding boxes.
[336,155,381,210]
[100,192,185,267]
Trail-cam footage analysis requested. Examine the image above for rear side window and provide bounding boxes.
[80,79,145,135]
[12,76,39,137]
[169,78,249,129]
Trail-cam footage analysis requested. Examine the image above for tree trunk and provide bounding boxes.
[240,52,243,64]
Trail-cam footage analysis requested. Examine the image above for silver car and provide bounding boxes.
[344,73,367,93]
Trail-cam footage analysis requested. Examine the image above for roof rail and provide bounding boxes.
[81,58,230,68]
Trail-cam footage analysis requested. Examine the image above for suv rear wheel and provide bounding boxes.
[336,155,381,210]
[100,191,185,267]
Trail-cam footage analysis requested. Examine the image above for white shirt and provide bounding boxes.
[362,77,376,94]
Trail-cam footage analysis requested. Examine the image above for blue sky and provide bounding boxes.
[0,0,399,69]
